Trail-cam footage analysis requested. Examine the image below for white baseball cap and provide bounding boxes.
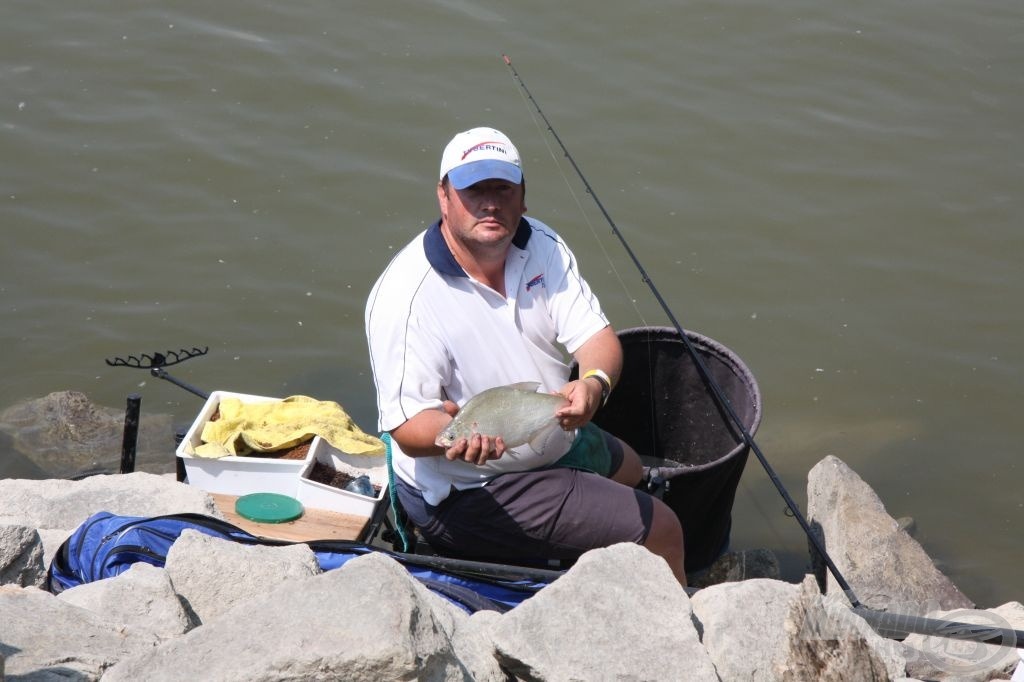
[439,127,523,189]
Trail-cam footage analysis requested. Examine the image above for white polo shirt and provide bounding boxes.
[365,216,609,505]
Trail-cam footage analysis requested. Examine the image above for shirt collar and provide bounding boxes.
[424,218,533,277]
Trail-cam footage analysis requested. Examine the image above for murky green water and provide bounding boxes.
[2,0,1021,606]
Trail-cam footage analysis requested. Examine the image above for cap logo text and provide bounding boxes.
[461,142,510,161]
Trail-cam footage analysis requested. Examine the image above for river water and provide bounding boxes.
[2,1,1021,607]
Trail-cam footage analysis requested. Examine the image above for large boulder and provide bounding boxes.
[164,529,321,624]
[691,578,801,680]
[0,471,219,530]
[0,390,176,477]
[102,552,472,682]
[691,575,906,681]
[57,562,195,638]
[807,455,973,613]
[448,610,513,682]
[489,542,718,681]
[0,472,221,594]
[779,576,907,680]
[0,584,161,679]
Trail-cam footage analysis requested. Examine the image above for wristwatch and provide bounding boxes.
[582,368,612,407]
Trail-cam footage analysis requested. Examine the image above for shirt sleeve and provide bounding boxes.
[365,252,449,432]
[542,232,609,354]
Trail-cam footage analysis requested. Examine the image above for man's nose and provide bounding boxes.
[478,191,500,209]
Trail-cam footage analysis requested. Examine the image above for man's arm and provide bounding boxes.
[390,402,506,466]
[555,325,623,430]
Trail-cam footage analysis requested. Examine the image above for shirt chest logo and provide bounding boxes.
[526,273,545,292]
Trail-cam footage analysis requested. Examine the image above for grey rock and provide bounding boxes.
[490,542,718,681]
[690,548,781,588]
[102,552,471,682]
[691,577,801,680]
[807,455,973,613]
[57,562,195,638]
[0,471,219,530]
[0,524,45,587]
[0,460,1000,682]
[0,584,160,680]
[35,527,74,573]
[0,390,176,477]
[778,575,906,681]
[450,610,512,682]
[691,576,906,681]
[901,601,1024,681]
[164,529,321,624]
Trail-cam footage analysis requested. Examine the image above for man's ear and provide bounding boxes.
[437,181,448,218]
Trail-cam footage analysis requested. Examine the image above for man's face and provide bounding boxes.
[437,177,527,249]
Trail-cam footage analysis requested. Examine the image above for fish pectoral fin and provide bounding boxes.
[528,422,565,454]
[507,381,541,393]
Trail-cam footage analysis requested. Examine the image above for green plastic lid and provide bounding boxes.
[235,492,304,523]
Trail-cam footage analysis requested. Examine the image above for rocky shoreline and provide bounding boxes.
[1,456,1022,681]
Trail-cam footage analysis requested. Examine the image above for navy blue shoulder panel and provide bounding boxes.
[422,217,533,277]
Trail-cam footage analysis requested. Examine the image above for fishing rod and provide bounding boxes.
[501,56,1024,653]
[504,54,858,606]
[501,54,839,610]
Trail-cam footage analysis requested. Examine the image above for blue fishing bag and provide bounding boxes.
[46,511,557,614]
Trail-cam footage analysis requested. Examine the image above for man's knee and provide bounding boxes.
[645,499,683,547]
[641,498,687,585]
[610,438,643,487]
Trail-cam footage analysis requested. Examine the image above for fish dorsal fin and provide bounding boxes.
[508,381,541,393]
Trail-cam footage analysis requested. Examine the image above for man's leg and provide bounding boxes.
[396,468,687,586]
[642,497,687,586]
[608,436,643,487]
[603,434,685,585]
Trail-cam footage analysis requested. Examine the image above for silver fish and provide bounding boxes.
[435,381,568,450]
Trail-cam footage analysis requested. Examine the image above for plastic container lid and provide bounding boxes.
[235,492,304,523]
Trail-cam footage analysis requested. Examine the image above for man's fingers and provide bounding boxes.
[476,435,493,464]
[444,434,503,465]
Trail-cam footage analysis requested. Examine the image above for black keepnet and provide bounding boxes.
[586,326,763,573]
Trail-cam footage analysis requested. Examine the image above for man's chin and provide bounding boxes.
[473,223,512,240]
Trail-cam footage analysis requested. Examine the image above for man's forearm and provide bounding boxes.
[574,325,623,386]
[390,407,451,457]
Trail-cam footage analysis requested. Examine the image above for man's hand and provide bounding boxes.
[558,325,622,431]
[554,378,602,431]
[443,433,507,465]
[440,400,507,465]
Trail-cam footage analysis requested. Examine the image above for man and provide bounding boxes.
[365,127,686,585]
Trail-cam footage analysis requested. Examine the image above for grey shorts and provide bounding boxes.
[395,429,654,564]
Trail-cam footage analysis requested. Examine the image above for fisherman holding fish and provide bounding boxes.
[365,127,687,586]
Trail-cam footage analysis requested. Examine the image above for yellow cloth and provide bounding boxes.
[193,395,384,458]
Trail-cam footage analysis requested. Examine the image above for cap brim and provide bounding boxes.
[447,160,523,190]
